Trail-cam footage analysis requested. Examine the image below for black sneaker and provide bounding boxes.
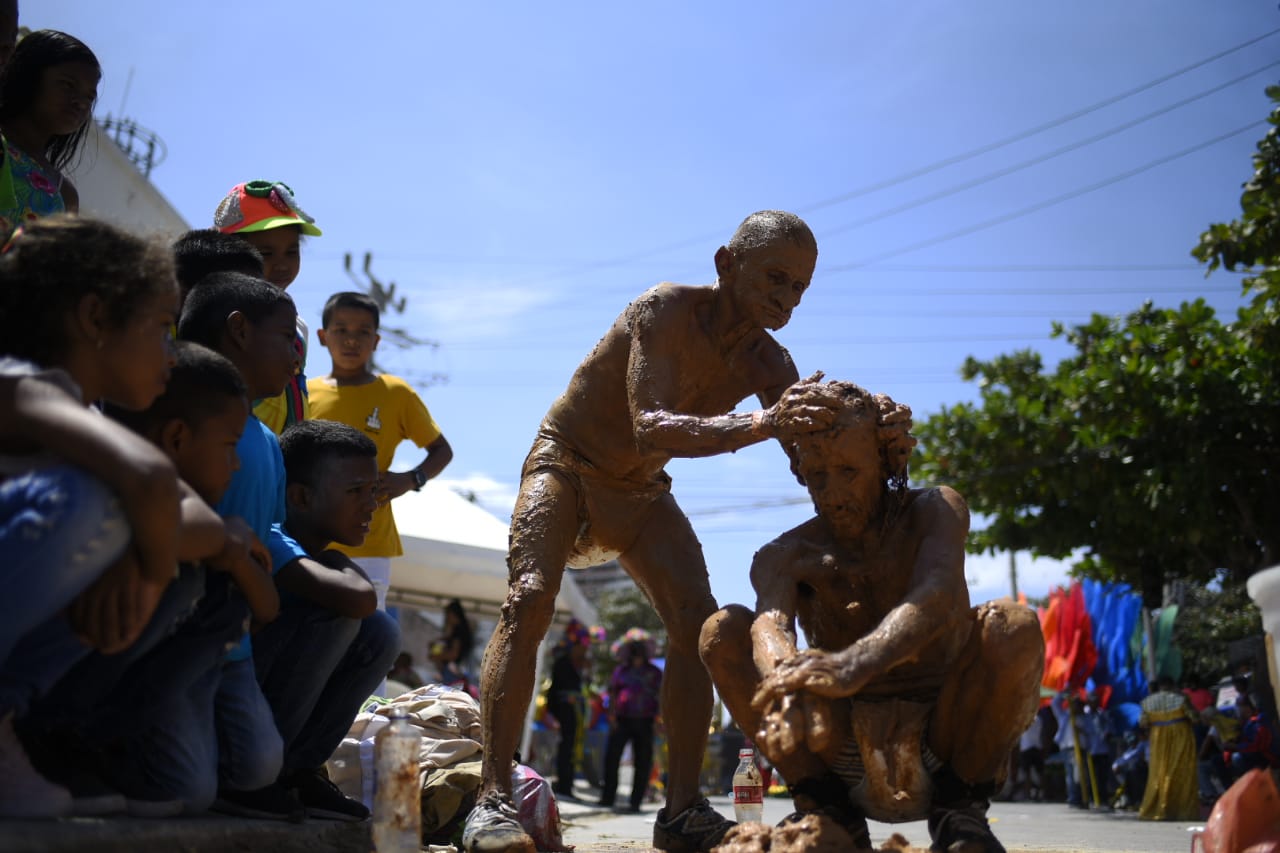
[461,791,534,853]
[212,782,306,823]
[653,798,735,852]
[927,799,1006,853]
[287,767,369,822]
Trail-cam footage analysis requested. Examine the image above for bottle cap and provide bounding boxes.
[738,748,754,759]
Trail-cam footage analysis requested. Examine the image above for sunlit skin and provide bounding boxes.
[700,385,1045,846]
[285,455,379,555]
[166,395,249,507]
[316,306,379,383]
[35,61,98,137]
[64,284,178,411]
[225,302,300,401]
[241,226,302,289]
[473,213,847,847]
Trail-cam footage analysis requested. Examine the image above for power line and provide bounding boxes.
[799,28,1280,214]
[818,60,1280,240]
[459,29,1280,290]
[825,121,1264,271]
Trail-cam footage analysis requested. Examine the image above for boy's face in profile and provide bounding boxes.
[170,395,249,506]
[241,225,301,289]
[318,306,380,375]
[301,454,379,547]
[239,302,300,401]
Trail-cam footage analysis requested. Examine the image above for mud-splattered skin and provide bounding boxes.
[700,384,1044,846]
[474,214,845,848]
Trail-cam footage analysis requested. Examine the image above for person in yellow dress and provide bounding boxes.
[1138,677,1199,821]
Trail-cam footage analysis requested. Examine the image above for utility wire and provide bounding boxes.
[819,60,1280,240]
[470,29,1280,289]
[799,27,1280,214]
[825,121,1264,271]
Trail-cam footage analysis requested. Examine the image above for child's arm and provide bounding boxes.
[381,434,454,502]
[274,550,377,619]
[1,372,180,585]
[177,479,227,563]
[206,516,279,624]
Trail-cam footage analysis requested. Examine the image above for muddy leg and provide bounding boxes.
[477,471,579,800]
[926,600,1044,852]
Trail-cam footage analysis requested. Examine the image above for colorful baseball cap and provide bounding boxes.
[213,180,322,236]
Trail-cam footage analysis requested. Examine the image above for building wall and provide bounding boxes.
[66,122,189,237]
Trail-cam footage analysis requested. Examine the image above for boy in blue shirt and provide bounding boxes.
[174,271,313,818]
[255,419,400,820]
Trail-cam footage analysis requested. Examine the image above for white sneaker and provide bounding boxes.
[0,713,73,818]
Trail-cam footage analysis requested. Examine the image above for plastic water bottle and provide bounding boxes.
[373,712,421,853]
[732,747,764,823]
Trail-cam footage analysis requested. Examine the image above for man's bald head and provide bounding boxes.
[727,210,817,256]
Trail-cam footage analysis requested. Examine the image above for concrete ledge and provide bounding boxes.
[0,814,370,853]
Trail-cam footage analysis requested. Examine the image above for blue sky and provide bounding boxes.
[39,1,1277,611]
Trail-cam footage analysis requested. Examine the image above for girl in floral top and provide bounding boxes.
[0,30,100,238]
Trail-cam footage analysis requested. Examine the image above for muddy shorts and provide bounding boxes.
[520,432,672,569]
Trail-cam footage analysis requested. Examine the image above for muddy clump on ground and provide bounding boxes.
[713,815,928,853]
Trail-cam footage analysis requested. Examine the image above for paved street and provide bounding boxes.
[557,792,1204,853]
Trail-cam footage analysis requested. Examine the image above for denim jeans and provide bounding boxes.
[0,466,130,717]
[254,598,400,773]
[116,656,282,811]
[29,563,209,738]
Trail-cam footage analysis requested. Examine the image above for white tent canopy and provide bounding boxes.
[388,482,596,626]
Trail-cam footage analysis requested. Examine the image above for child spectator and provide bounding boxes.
[0,215,180,817]
[0,30,99,235]
[29,341,281,816]
[213,180,321,434]
[254,418,400,821]
[307,291,453,609]
[172,228,264,306]
[177,271,313,819]
[1224,694,1279,776]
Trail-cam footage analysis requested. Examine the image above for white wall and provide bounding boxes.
[66,121,189,237]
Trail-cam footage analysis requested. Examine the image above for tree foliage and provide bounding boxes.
[913,87,1280,602]
[1175,582,1263,685]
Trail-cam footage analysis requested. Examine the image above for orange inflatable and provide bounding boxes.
[1192,769,1280,853]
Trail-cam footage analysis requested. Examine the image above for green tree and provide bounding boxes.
[590,586,665,685]
[913,87,1280,601]
[1175,582,1263,685]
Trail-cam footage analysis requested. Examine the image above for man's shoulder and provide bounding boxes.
[628,281,714,316]
[903,485,969,527]
[752,517,831,570]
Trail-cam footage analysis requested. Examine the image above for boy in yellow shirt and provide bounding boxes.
[307,291,453,608]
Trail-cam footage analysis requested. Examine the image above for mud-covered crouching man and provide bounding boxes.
[700,381,1045,853]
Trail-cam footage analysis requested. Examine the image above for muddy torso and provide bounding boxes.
[787,491,971,698]
[541,284,791,483]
